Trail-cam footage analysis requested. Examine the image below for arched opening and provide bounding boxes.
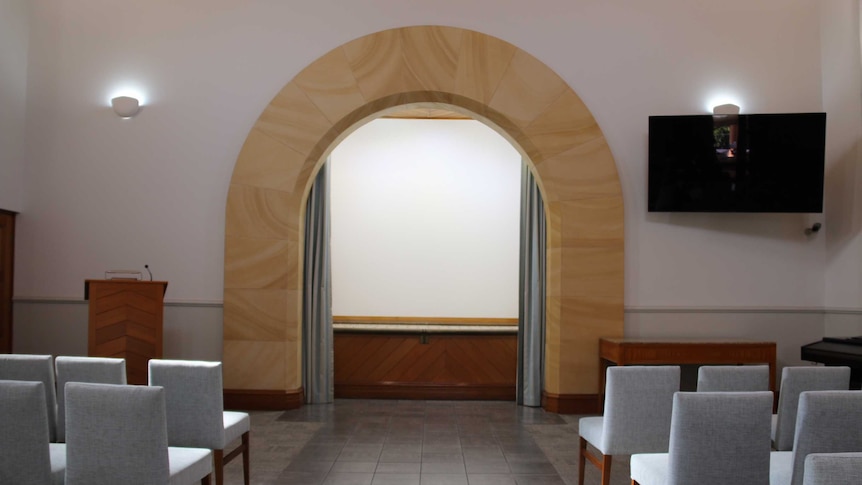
[326,111,526,402]
[224,26,624,412]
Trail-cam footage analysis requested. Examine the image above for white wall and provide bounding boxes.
[330,119,521,318]
[0,0,29,212]
[12,0,860,362]
[822,1,862,337]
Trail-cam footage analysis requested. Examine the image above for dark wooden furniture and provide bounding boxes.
[598,338,777,411]
[0,210,14,353]
[85,279,167,384]
[334,326,517,400]
[802,337,862,389]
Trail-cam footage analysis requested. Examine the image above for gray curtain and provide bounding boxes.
[517,162,546,407]
[302,161,333,404]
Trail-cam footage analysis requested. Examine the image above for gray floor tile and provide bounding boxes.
[232,402,637,485]
[420,474,470,485]
[322,472,374,485]
[375,462,422,474]
[331,461,379,473]
[421,461,467,474]
[371,473,421,485]
[467,474,518,485]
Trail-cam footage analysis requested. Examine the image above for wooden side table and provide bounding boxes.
[598,338,777,412]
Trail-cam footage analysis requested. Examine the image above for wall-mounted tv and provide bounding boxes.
[648,112,826,213]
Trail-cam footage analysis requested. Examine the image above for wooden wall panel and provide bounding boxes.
[334,332,517,400]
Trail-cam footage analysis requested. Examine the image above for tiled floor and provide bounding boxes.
[222,400,633,485]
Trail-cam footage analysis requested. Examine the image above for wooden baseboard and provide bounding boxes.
[542,392,599,414]
[336,383,516,401]
[224,388,304,410]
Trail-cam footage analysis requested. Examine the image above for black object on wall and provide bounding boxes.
[648,112,826,213]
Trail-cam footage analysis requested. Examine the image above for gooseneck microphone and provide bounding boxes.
[145,264,153,281]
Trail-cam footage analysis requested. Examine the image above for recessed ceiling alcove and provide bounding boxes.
[223,25,624,411]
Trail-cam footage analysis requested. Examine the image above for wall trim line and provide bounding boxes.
[625,306,827,314]
[542,392,599,414]
[14,298,862,315]
[13,296,224,307]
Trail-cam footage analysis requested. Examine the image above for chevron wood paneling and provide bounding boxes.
[86,280,167,384]
[334,332,517,400]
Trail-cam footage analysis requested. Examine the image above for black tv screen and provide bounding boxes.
[648,113,826,212]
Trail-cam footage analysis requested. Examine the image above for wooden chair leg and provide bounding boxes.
[214,449,224,485]
[601,455,613,485]
[201,473,211,485]
[242,431,250,485]
[581,437,614,485]
[578,437,588,485]
[631,481,639,485]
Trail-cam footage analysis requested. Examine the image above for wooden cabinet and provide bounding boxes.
[0,210,13,353]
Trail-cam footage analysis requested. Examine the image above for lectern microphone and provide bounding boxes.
[145,264,153,281]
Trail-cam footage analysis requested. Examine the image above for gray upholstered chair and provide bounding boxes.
[802,453,862,485]
[696,364,770,392]
[770,391,862,485]
[54,355,127,442]
[0,380,66,485]
[64,382,213,485]
[772,366,851,451]
[149,359,250,485]
[578,365,680,485]
[0,354,58,442]
[631,391,773,485]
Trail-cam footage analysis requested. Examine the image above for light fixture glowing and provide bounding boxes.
[704,92,743,115]
[712,103,740,116]
[111,96,140,118]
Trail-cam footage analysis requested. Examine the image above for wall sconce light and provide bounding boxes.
[111,96,140,118]
[712,103,740,116]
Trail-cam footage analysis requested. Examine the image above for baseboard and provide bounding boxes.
[335,383,516,401]
[542,391,599,414]
[224,388,305,410]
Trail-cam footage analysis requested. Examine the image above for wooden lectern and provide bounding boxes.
[84,279,168,385]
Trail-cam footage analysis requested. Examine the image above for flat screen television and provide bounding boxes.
[648,112,826,213]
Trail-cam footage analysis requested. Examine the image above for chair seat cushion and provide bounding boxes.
[770,451,792,485]
[49,443,66,485]
[224,411,250,446]
[804,452,862,484]
[168,447,212,485]
[630,453,669,485]
[579,416,605,453]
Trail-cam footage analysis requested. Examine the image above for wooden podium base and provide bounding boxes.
[85,279,167,385]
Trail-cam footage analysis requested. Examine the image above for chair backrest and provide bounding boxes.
[0,380,54,485]
[601,365,680,455]
[789,391,862,485]
[55,356,127,442]
[803,453,862,485]
[64,382,170,485]
[774,366,851,451]
[667,391,772,485]
[0,354,58,441]
[148,359,226,449]
[696,365,770,392]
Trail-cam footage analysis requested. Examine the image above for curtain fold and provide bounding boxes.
[302,162,333,404]
[517,162,546,407]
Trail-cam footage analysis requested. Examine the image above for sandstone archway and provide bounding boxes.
[224,26,624,412]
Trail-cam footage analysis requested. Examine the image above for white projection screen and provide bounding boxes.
[329,118,522,319]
